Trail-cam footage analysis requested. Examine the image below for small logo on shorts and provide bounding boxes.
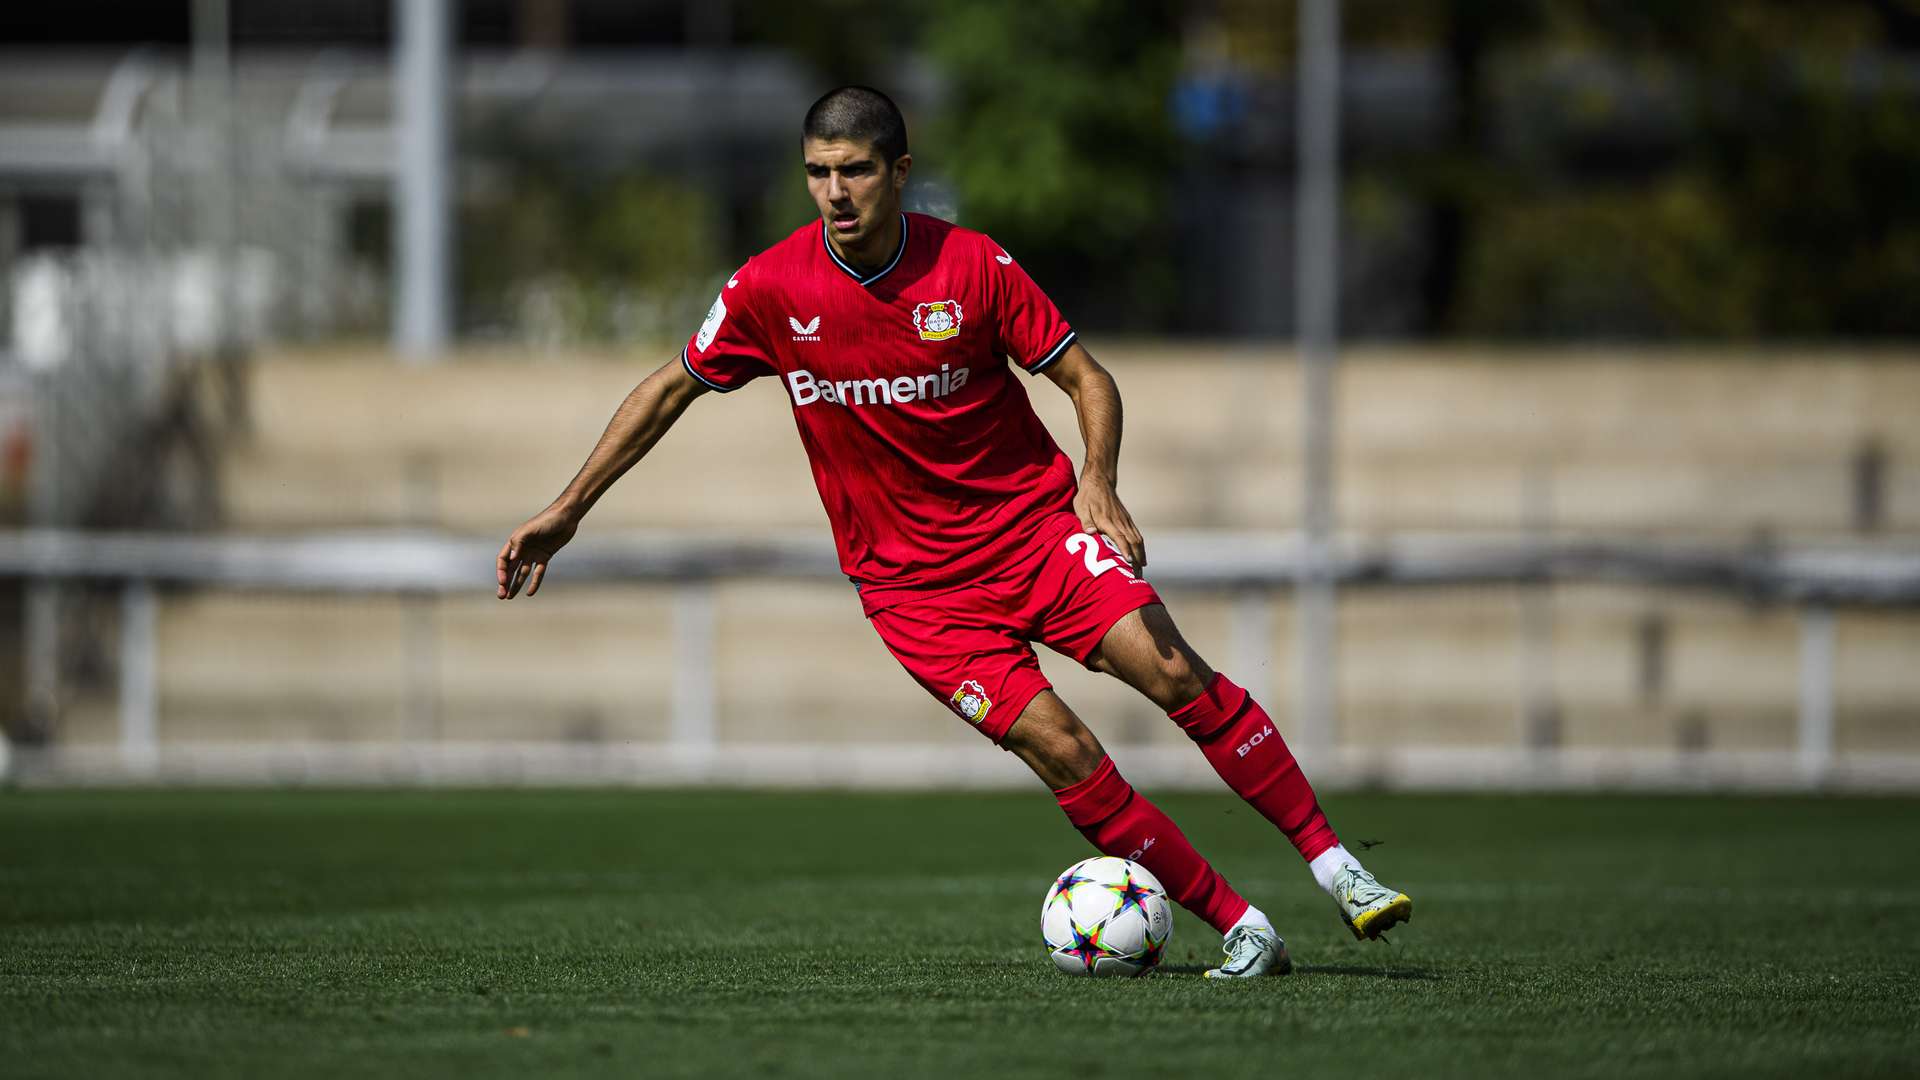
[950,679,992,725]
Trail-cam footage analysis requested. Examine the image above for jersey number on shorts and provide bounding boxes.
[1064,532,1137,580]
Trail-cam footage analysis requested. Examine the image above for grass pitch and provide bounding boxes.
[3,787,1918,1078]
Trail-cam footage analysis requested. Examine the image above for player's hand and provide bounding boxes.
[496,505,579,599]
[1074,476,1147,571]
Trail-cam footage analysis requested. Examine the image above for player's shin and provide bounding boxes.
[1169,673,1339,862]
[1051,756,1250,936]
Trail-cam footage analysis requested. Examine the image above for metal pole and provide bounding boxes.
[403,593,440,741]
[191,0,235,351]
[1797,605,1835,786]
[24,582,60,742]
[394,0,453,360]
[1519,460,1558,751]
[671,582,718,760]
[1229,588,1275,710]
[1294,0,1341,757]
[119,581,159,773]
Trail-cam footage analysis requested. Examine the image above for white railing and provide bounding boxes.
[3,528,1918,791]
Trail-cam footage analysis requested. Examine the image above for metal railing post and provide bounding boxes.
[1229,587,1275,710]
[1797,605,1836,787]
[24,581,61,741]
[672,581,718,758]
[119,579,159,772]
[403,592,439,741]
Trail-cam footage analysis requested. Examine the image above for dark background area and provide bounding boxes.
[6,0,1920,340]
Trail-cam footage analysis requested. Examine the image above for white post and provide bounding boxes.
[25,582,60,740]
[1294,0,1342,758]
[394,0,453,360]
[120,580,159,773]
[1229,588,1275,709]
[1797,605,1835,786]
[672,582,718,762]
[403,593,439,741]
[1518,460,1557,750]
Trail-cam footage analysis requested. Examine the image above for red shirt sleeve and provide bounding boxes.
[681,264,775,393]
[986,237,1077,375]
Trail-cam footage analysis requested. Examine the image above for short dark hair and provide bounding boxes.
[803,85,908,164]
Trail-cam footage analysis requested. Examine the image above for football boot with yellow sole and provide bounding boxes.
[1331,863,1413,940]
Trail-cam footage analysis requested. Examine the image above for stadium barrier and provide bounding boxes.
[3,527,1918,791]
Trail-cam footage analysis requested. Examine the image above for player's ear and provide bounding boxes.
[891,152,912,192]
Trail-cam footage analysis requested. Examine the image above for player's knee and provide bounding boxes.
[1034,715,1101,772]
[1117,607,1215,710]
[1006,703,1104,787]
[1141,648,1210,712]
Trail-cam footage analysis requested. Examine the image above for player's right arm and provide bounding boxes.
[499,263,774,599]
[495,357,707,599]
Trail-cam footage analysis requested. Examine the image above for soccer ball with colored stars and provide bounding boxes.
[1041,856,1173,977]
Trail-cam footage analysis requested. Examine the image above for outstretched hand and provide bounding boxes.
[1073,476,1146,570]
[496,505,579,599]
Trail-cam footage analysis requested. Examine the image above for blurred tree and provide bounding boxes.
[1421,0,1544,337]
[462,123,724,345]
[917,0,1183,329]
[1387,0,1920,338]
[737,0,920,85]
[451,0,1920,342]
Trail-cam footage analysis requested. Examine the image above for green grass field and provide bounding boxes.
[3,788,1918,1078]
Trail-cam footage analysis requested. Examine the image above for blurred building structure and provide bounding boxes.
[6,3,1920,341]
[0,0,1915,788]
[1,342,1913,789]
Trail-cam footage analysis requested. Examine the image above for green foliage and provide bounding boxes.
[1455,178,1769,338]
[1693,51,1920,336]
[462,150,724,345]
[918,0,1183,327]
[1385,0,1920,338]
[737,0,920,86]
[441,0,1920,341]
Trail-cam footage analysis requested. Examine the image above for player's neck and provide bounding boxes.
[827,210,904,275]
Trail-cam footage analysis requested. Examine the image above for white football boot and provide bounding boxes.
[1331,862,1413,941]
[1203,924,1291,979]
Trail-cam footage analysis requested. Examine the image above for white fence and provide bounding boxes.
[4,528,1918,791]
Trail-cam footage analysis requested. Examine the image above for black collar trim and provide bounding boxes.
[822,213,909,286]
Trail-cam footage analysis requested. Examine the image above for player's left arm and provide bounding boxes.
[1044,342,1146,569]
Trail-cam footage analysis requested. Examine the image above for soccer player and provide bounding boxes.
[495,86,1411,976]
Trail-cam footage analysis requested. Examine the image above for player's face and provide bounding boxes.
[804,137,911,252]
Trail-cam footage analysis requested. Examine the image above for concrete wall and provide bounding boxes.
[219,344,1920,538]
[58,346,1918,760]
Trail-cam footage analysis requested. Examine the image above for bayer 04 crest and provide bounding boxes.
[912,299,963,341]
[1040,856,1173,977]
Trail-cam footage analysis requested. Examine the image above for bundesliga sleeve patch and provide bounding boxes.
[695,293,728,353]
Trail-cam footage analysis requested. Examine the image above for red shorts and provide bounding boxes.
[866,511,1162,744]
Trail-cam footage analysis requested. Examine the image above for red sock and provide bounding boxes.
[1052,756,1250,936]
[1170,674,1339,862]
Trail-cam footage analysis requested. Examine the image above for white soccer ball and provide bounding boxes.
[1041,856,1173,977]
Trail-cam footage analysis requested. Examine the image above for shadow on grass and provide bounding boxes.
[1155,962,1442,981]
[1296,963,1442,981]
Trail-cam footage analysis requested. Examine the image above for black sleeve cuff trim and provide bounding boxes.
[681,346,736,393]
[1024,330,1078,374]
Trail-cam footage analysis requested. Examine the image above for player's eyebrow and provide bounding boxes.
[805,158,878,173]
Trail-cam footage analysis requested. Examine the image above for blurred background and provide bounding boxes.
[0,0,1915,789]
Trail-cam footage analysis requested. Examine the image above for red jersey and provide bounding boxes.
[681,212,1080,613]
